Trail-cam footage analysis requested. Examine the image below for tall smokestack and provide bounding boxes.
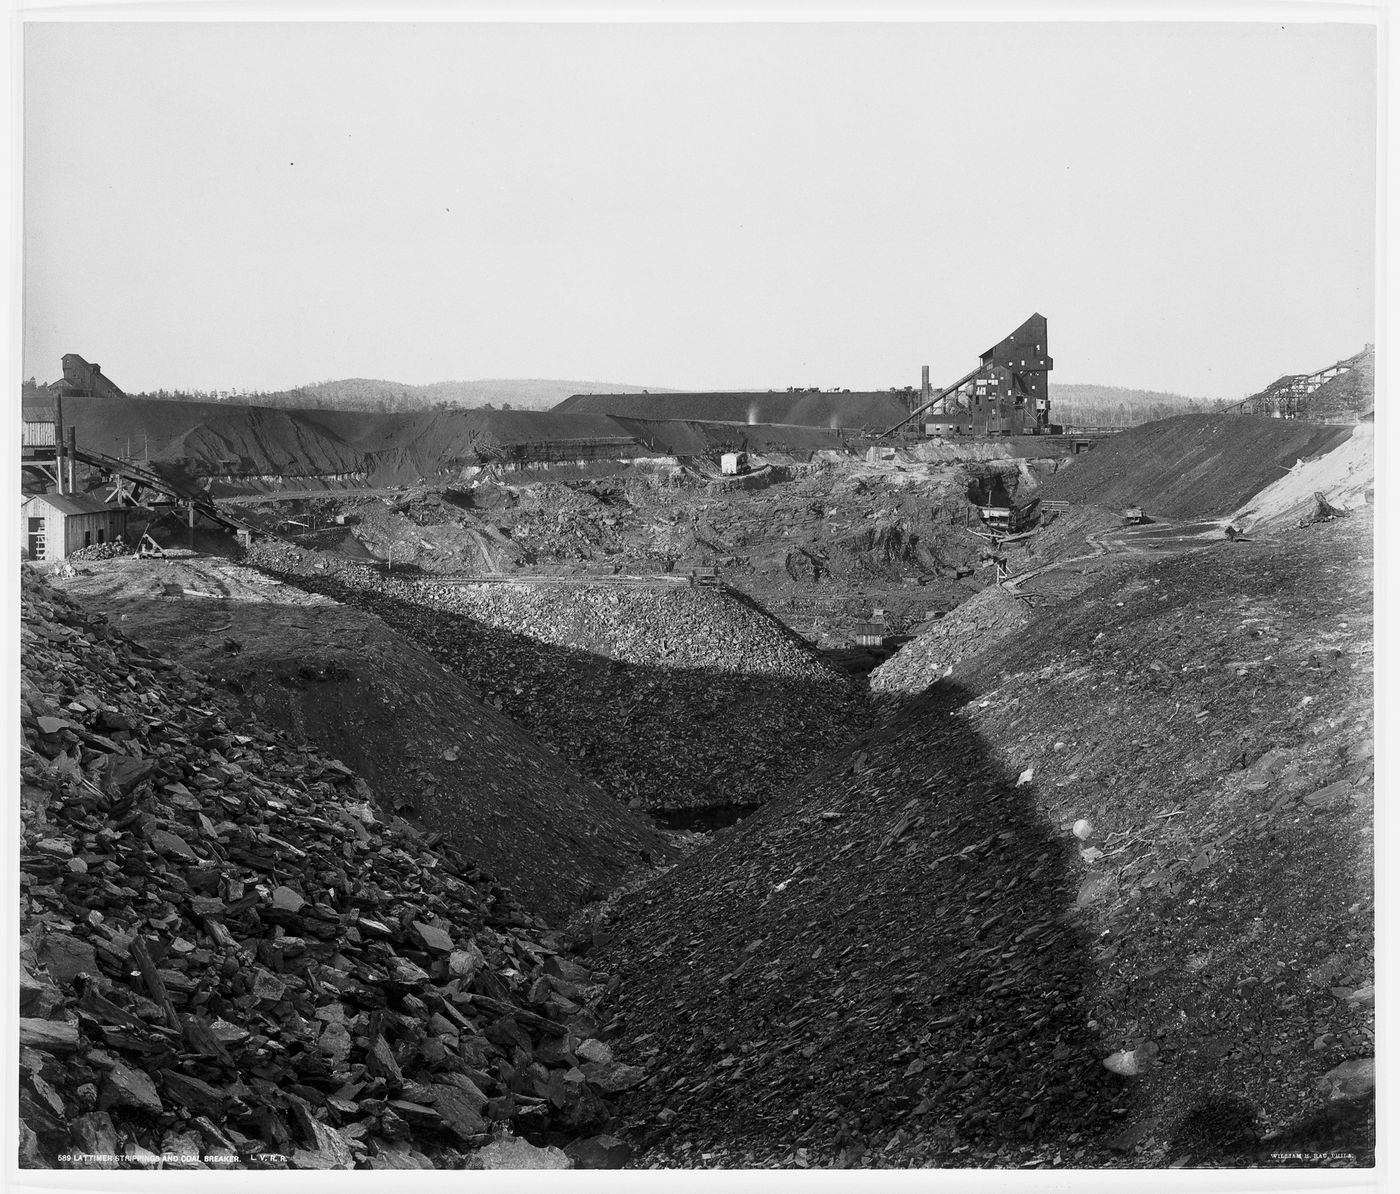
[920,365,931,412]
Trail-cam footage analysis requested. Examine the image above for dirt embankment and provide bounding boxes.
[592,512,1373,1169]
[43,557,670,921]
[1040,414,1353,519]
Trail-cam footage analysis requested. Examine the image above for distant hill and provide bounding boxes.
[1048,383,1222,427]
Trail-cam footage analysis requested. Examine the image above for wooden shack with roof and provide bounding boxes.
[21,491,130,561]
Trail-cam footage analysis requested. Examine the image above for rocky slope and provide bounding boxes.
[1040,414,1352,520]
[242,552,865,814]
[869,585,1031,696]
[18,572,648,1170]
[555,388,911,428]
[1235,424,1373,535]
[41,556,671,922]
[592,511,1374,1169]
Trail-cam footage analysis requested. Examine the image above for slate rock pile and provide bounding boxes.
[593,687,1133,1170]
[934,516,1377,1164]
[504,484,627,563]
[244,554,864,812]
[869,585,1030,696]
[414,583,834,680]
[18,571,639,1170]
[67,537,131,563]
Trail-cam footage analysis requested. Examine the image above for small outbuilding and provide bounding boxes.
[853,621,891,648]
[22,492,130,561]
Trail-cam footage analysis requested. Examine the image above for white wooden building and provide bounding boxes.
[21,492,130,561]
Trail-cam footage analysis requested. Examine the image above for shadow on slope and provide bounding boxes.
[592,680,1132,1167]
[890,514,1375,1166]
[243,558,865,816]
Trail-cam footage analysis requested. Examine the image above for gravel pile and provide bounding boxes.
[18,571,643,1170]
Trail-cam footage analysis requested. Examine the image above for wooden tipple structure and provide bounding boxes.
[1230,346,1371,420]
[21,355,266,550]
[881,314,1056,439]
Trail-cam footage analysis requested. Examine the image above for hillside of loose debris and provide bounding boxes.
[1235,424,1373,535]
[41,556,671,921]
[554,388,911,428]
[593,509,1373,1169]
[1040,414,1352,520]
[1306,351,1374,417]
[18,572,651,1171]
[869,585,1031,696]
[242,554,865,814]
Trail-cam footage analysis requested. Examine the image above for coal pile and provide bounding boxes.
[18,572,642,1170]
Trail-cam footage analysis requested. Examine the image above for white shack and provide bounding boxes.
[22,492,130,561]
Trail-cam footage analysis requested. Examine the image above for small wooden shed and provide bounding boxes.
[853,621,890,648]
[22,492,130,561]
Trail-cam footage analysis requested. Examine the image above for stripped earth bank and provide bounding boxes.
[19,410,1374,1170]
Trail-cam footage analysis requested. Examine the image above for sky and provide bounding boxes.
[21,18,1378,399]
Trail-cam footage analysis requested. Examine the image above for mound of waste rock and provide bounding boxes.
[387,580,862,813]
[245,555,862,813]
[590,511,1374,1169]
[43,556,670,922]
[939,514,1375,1167]
[869,585,1031,696]
[556,389,910,429]
[156,407,364,480]
[591,683,1133,1169]
[1040,414,1352,520]
[18,572,642,1170]
[1306,351,1373,417]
